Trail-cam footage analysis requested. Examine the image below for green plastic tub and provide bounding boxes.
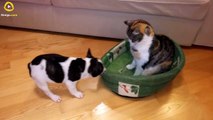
[101,39,185,97]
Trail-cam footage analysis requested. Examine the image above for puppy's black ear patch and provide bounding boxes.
[68,58,86,81]
[88,58,104,77]
[86,48,94,58]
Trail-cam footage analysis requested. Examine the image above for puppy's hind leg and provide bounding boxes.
[34,80,62,102]
[64,80,83,99]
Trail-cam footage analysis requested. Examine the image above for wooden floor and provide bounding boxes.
[0,27,213,120]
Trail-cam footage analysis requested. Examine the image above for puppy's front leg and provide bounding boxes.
[65,81,83,99]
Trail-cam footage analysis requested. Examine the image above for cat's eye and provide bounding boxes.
[132,29,140,35]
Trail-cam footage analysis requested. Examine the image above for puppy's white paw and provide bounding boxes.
[50,95,62,103]
[126,64,135,70]
[73,91,84,99]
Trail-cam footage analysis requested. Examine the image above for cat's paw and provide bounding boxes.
[50,95,62,103]
[126,64,135,70]
[133,69,143,76]
[142,71,150,76]
[133,72,141,76]
[73,91,84,99]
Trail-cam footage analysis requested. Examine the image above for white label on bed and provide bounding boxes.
[118,82,139,97]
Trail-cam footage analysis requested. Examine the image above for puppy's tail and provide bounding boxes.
[27,63,32,77]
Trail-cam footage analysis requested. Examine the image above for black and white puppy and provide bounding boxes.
[28,49,104,102]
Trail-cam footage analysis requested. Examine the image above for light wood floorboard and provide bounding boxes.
[0,28,213,120]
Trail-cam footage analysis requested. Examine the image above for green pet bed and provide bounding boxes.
[101,39,185,97]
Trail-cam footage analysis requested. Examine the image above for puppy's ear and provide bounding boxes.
[86,48,94,58]
[124,20,134,26]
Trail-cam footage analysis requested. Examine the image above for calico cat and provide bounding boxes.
[124,19,175,76]
[28,49,104,102]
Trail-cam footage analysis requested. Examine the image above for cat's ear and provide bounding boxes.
[86,48,94,58]
[144,26,151,36]
[124,20,134,26]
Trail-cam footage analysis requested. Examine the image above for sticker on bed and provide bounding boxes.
[118,82,139,97]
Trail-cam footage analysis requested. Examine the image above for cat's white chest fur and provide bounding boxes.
[127,35,153,76]
[129,35,153,62]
